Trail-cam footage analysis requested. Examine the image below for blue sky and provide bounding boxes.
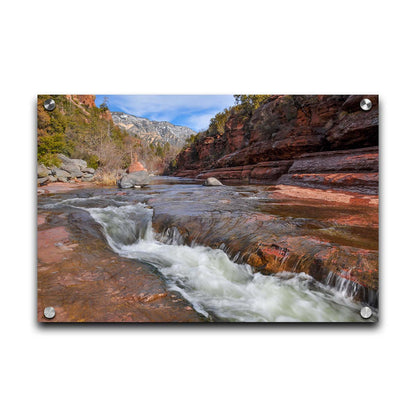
[95,95,235,132]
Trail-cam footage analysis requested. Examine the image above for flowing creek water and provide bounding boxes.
[38,176,378,322]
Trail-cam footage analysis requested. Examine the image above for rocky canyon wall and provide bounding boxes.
[172,95,378,194]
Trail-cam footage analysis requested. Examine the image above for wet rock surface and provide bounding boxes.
[38,196,205,323]
[146,180,378,305]
[38,177,379,321]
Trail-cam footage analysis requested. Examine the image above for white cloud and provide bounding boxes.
[183,113,214,132]
[103,95,235,130]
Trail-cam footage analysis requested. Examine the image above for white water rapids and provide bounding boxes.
[80,202,371,322]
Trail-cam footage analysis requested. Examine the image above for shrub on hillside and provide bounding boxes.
[37,133,70,157]
[38,153,62,168]
[233,95,271,115]
[207,108,231,136]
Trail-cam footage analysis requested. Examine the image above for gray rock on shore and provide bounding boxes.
[118,171,150,189]
[52,168,72,180]
[82,167,95,174]
[37,177,49,185]
[203,177,223,186]
[57,154,84,178]
[58,154,87,168]
[37,154,97,186]
[37,164,50,178]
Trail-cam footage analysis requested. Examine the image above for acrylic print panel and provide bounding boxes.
[37,95,379,323]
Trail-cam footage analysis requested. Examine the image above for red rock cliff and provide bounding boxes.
[171,95,379,194]
[65,95,113,121]
[74,94,96,108]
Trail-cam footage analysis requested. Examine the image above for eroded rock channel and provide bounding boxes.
[38,177,378,322]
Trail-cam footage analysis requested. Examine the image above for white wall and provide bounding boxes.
[1,1,415,415]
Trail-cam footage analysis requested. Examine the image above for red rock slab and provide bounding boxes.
[197,168,247,181]
[277,172,378,194]
[37,226,75,264]
[250,160,292,182]
[38,214,205,323]
[247,236,378,293]
[268,185,379,207]
[195,160,292,183]
[288,147,378,173]
[39,181,96,193]
[37,214,47,226]
[174,170,199,178]
[267,185,379,229]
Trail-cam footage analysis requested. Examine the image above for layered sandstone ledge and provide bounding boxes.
[150,184,378,305]
[171,95,379,195]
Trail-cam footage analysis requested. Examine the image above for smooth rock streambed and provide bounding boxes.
[38,176,378,322]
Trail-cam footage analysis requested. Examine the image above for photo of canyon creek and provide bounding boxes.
[37,94,378,323]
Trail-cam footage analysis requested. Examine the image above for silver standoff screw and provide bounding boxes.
[360,306,373,319]
[43,306,56,319]
[360,98,372,111]
[44,98,56,111]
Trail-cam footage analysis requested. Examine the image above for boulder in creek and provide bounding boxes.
[203,177,223,186]
[37,164,50,178]
[47,175,57,183]
[118,171,150,189]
